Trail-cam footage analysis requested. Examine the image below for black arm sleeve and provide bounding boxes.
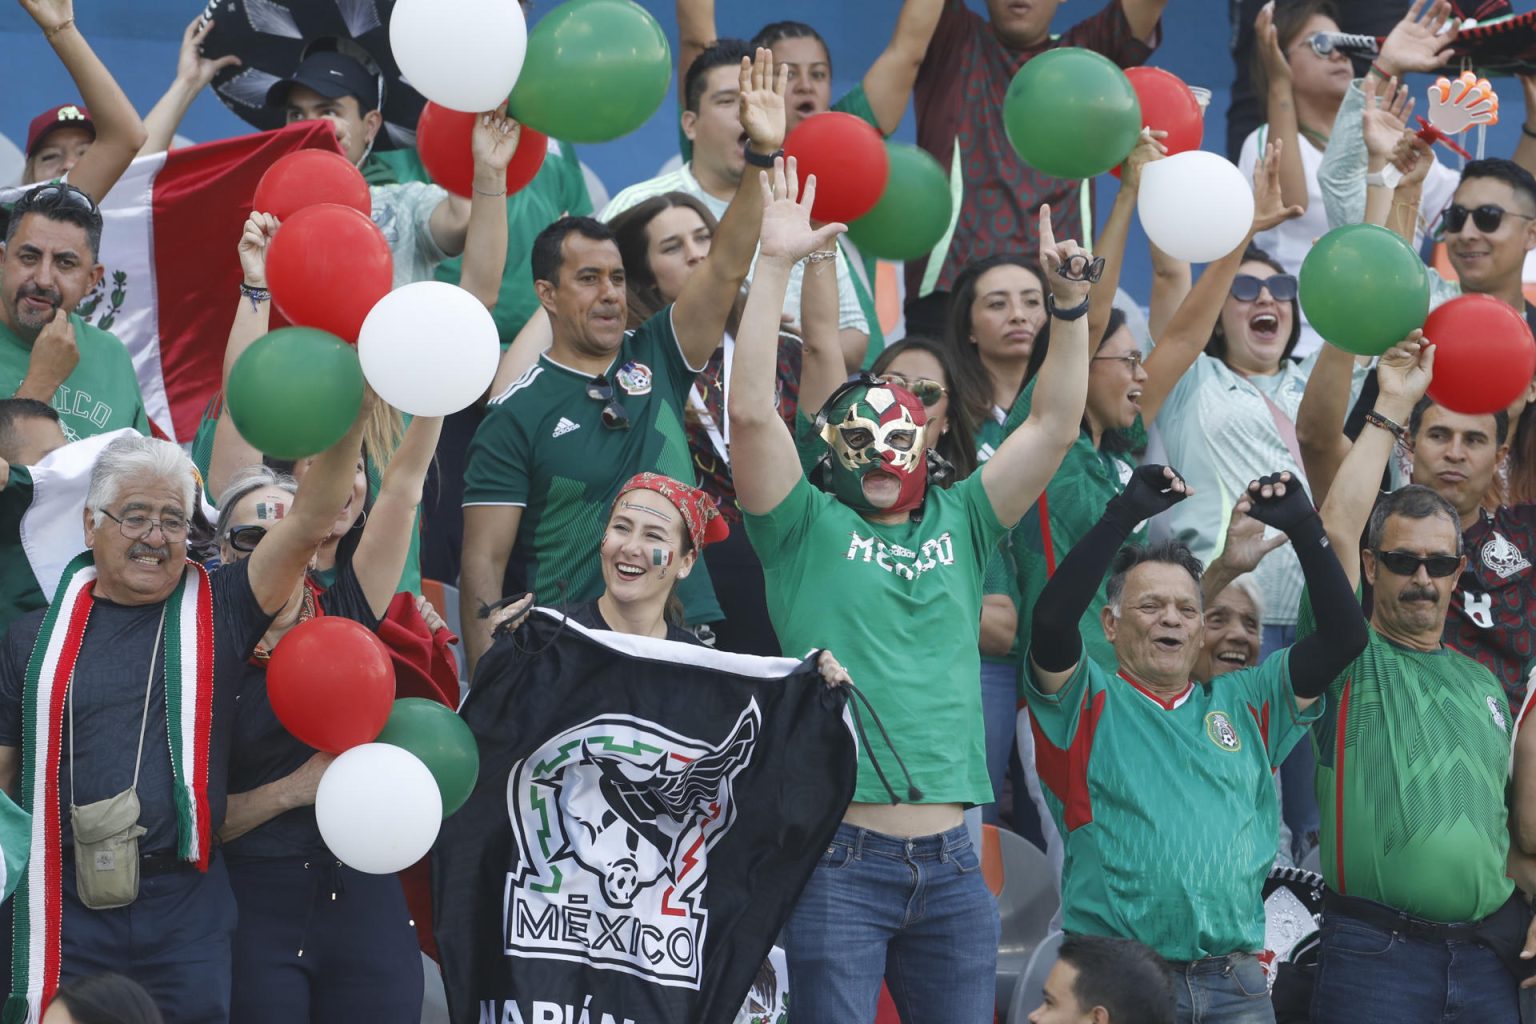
[1030,512,1135,674]
[1285,515,1370,697]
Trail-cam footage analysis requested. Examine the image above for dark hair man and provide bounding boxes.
[1,184,149,443]
[1029,934,1176,1024]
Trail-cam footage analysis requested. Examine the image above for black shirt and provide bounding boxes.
[565,600,699,646]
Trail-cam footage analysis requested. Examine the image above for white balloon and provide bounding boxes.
[358,281,501,416]
[390,0,528,113]
[316,743,443,874]
[1137,152,1256,264]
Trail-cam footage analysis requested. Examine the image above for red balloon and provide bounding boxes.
[1112,67,1204,179]
[416,102,549,199]
[267,203,392,343]
[1423,293,1536,415]
[253,149,372,221]
[267,617,396,754]
[783,112,889,223]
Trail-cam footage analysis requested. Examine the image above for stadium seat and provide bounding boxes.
[1010,930,1064,1023]
[987,825,1060,1015]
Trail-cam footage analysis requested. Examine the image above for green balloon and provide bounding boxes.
[846,143,953,262]
[225,328,363,460]
[375,698,480,816]
[507,0,672,144]
[1003,48,1142,181]
[1299,224,1431,355]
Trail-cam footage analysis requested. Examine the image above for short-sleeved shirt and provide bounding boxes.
[1299,594,1515,923]
[0,557,273,852]
[565,599,698,646]
[1157,352,1365,626]
[367,180,451,289]
[1023,652,1316,960]
[1452,506,1536,710]
[909,0,1156,299]
[0,314,150,442]
[224,566,376,861]
[464,308,721,624]
[743,472,1004,804]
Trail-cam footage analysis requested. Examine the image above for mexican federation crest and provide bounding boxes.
[1480,531,1531,580]
[504,705,761,988]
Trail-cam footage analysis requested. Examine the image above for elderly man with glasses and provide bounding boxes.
[1,183,150,444]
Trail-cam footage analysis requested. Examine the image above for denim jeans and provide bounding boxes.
[979,660,1018,825]
[1311,910,1520,1023]
[1170,952,1275,1024]
[783,822,1000,1023]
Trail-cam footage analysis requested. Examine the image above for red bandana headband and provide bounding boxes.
[613,473,729,552]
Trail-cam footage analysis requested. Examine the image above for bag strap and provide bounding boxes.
[69,605,165,805]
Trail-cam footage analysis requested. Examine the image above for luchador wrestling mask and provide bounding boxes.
[817,378,930,515]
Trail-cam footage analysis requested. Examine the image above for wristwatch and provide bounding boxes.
[1366,165,1404,190]
[744,147,784,169]
[1046,293,1091,321]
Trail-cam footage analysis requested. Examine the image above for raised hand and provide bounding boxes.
[1391,133,1435,188]
[1377,0,1458,78]
[1252,138,1305,232]
[1038,204,1092,307]
[1119,128,1168,193]
[238,211,280,287]
[1240,472,1318,536]
[1361,73,1415,164]
[1255,2,1292,89]
[18,0,73,34]
[757,155,847,263]
[1106,464,1192,527]
[174,16,240,90]
[1376,330,1435,408]
[1217,503,1290,574]
[739,46,789,153]
[471,102,521,176]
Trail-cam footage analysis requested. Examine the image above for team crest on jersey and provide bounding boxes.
[1480,532,1530,580]
[1488,695,1509,732]
[1204,711,1242,752]
[616,360,653,396]
[503,706,760,987]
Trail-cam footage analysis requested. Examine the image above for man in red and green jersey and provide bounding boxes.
[1025,464,1366,1024]
[1308,337,1534,1023]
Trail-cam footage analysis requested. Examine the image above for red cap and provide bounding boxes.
[26,104,94,158]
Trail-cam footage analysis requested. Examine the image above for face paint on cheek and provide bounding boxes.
[652,548,673,567]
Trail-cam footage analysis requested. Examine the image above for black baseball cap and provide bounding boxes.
[265,52,379,112]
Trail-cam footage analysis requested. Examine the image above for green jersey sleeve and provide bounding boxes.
[1022,654,1103,750]
[463,397,533,506]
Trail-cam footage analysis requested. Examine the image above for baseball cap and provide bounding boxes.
[26,104,94,158]
[265,52,379,111]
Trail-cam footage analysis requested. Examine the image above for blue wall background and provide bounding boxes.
[1,2,1522,301]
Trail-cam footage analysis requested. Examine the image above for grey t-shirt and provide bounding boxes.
[0,558,272,853]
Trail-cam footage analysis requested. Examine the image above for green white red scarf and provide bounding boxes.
[4,552,214,1024]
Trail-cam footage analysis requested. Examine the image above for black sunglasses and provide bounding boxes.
[1443,203,1536,234]
[586,374,630,430]
[1056,253,1106,284]
[18,181,99,216]
[1372,549,1461,578]
[1230,273,1297,303]
[226,525,267,553]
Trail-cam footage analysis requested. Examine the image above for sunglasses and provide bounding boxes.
[586,374,630,430]
[1372,549,1461,578]
[1230,273,1297,302]
[1301,32,1342,58]
[1056,253,1106,284]
[1443,203,1536,234]
[874,374,947,408]
[19,181,98,216]
[226,525,268,553]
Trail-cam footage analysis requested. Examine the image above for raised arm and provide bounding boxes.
[676,0,717,111]
[979,207,1092,526]
[1123,0,1168,44]
[673,49,788,368]
[728,158,846,516]
[350,414,443,618]
[1318,335,1434,590]
[20,0,147,201]
[138,17,240,157]
[1359,74,1424,242]
[861,0,944,135]
[208,212,278,500]
[1086,130,1167,351]
[1147,242,1191,341]
[1028,465,1190,694]
[1254,3,1307,211]
[454,107,520,310]
[1294,341,1360,507]
[797,219,848,418]
[1200,503,1288,606]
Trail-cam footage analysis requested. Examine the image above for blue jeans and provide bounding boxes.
[1170,953,1275,1024]
[1311,911,1520,1023]
[784,823,999,1023]
[1263,623,1317,863]
[979,660,1018,825]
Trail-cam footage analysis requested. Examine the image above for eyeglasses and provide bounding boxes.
[586,374,630,430]
[18,182,98,217]
[225,525,268,553]
[1056,253,1106,284]
[1372,549,1461,578]
[1443,203,1536,234]
[874,374,947,408]
[102,509,189,542]
[1301,32,1344,58]
[1091,351,1144,371]
[1230,273,1297,302]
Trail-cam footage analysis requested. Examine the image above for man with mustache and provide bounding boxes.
[1306,336,1535,1022]
[0,183,149,444]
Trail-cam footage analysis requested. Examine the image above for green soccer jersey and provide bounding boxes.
[1299,594,1515,923]
[743,471,1004,804]
[1004,380,1142,680]
[1023,654,1318,960]
[464,309,720,623]
[0,314,149,442]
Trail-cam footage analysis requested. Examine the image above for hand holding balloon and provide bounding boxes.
[470,103,523,191]
[1118,128,1168,194]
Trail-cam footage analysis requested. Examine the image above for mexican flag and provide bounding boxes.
[0,121,340,442]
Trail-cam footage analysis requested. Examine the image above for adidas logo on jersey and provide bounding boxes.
[552,417,581,438]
